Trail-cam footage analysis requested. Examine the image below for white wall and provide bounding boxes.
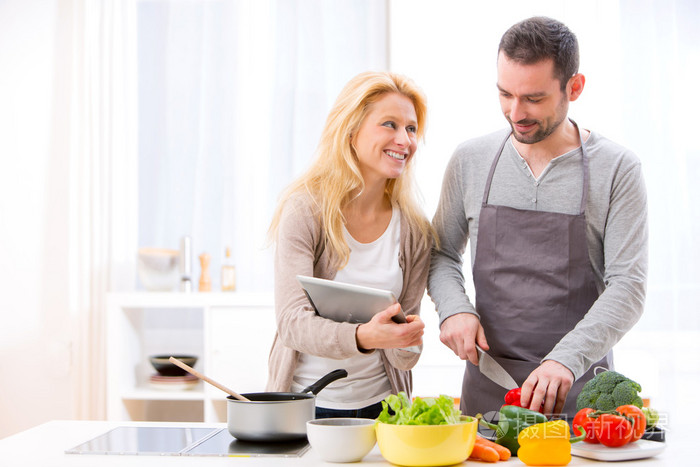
[0,0,74,438]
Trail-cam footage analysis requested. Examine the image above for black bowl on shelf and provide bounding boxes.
[149,355,198,377]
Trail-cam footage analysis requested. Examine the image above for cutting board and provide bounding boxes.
[571,439,665,461]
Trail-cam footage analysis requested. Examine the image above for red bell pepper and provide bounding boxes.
[504,387,544,413]
[504,388,522,406]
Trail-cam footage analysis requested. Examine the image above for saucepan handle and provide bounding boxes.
[302,369,348,395]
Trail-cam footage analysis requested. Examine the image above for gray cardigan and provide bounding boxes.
[428,129,648,380]
[266,191,432,397]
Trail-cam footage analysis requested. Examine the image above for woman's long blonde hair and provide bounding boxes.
[268,71,435,268]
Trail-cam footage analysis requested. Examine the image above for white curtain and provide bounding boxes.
[0,0,78,436]
[0,0,137,432]
[136,0,388,292]
[68,0,138,419]
[617,0,700,332]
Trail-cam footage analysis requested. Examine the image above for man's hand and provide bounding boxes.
[521,360,574,415]
[439,313,488,366]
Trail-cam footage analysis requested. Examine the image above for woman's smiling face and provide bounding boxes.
[352,92,418,186]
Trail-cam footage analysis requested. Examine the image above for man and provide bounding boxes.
[428,16,647,418]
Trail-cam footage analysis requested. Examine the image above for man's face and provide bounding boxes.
[497,52,569,144]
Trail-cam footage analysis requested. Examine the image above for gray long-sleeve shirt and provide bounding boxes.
[428,128,648,380]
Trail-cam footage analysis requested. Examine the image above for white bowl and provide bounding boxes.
[137,248,179,291]
[306,418,376,463]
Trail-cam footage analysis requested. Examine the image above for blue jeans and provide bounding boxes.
[315,401,384,419]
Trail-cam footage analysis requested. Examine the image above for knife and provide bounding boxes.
[476,346,518,390]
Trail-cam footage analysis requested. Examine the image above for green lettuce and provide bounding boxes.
[377,392,462,425]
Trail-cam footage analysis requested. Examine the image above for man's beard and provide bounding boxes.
[509,97,568,144]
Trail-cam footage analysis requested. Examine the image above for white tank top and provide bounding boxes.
[292,206,403,409]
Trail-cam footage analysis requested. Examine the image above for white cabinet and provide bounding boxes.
[106,292,275,422]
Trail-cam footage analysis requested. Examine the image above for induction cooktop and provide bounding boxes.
[65,426,310,457]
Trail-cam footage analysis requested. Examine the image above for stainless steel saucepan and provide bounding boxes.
[168,356,348,442]
[227,369,348,442]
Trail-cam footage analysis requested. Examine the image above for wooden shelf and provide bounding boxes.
[122,385,206,401]
[108,291,273,308]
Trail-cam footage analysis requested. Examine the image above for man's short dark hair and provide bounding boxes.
[499,16,579,91]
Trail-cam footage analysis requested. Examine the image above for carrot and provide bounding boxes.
[476,435,511,461]
[469,437,500,463]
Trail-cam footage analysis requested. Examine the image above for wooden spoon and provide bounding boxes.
[168,356,250,401]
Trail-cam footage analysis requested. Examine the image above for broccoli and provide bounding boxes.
[576,370,643,411]
[595,393,617,411]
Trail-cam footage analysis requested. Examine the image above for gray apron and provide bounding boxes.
[462,123,611,419]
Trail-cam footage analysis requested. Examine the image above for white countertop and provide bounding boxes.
[0,420,684,466]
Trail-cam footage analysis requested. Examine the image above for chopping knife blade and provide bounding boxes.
[476,346,518,390]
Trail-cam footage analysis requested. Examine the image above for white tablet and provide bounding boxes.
[296,275,407,324]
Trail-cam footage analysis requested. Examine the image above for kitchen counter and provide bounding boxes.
[0,420,684,466]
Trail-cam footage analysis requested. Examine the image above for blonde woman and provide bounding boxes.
[266,71,435,419]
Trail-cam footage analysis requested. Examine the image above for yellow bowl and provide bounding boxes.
[376,417,477,466]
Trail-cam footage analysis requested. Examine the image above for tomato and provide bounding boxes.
[617,405,646,442]
[573,408,599,444]
[594,413,634,447]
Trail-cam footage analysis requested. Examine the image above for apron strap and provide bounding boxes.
[482,121,590,215]
[481,133,510,206]
[573,120,590,215]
